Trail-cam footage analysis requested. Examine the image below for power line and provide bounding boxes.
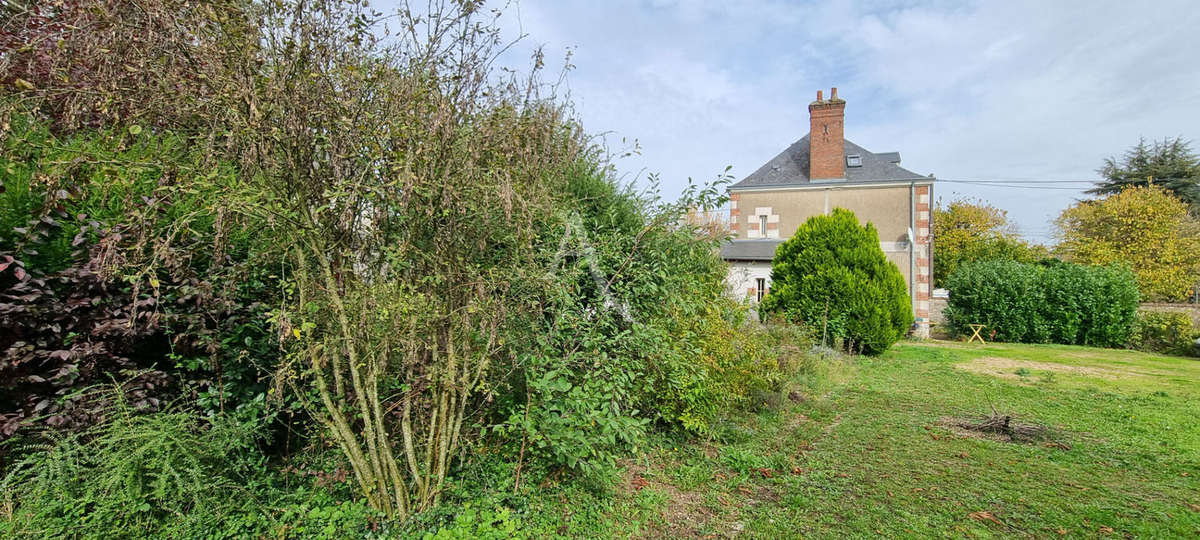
[936,178,1096,185]
[936,179,1090,190]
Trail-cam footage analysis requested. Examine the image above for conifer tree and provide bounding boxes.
[1089,137,1200,212]
[762,209,912,355]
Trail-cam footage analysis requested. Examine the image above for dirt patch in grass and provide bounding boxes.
[623,463,716,538]
[955,356,1129,381]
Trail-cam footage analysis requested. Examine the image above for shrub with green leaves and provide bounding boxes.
[1129,311,1199,357]
[3,0,811,528]
[943,260,1139,347]
[761,208,912,355]
[495,165,805,477]
[0,115,284,441]
[0,397,388,538]
[1,400,260,538]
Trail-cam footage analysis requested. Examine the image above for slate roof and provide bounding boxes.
[730,135,930,189]
[719,239,784,261]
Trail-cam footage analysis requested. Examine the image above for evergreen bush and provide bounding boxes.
[943,260,1139,347]
[761,209,912,355]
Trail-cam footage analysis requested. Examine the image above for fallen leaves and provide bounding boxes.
[630,476,649,491]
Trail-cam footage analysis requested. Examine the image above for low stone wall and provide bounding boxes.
[930,297,948,325]
[1139,303,1200,325]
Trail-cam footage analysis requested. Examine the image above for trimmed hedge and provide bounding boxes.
[943,260,1139,347]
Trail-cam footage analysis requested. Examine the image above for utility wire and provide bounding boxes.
[937,179,1095,184]
[936,179,1091,191]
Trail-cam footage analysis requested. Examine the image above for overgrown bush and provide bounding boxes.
[2,0,809,530]
[0,117,283,442]
[1129,311,1199,357]
[761,208,912,355]
[943,260,1139,346]
[497,166,804,480]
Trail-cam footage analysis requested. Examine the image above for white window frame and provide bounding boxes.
[756,277,766,303]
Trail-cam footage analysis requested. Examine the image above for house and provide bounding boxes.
[722,88,934,336]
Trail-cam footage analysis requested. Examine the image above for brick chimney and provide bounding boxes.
[808,87,846,180]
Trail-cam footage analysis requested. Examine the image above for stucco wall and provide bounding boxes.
[828,186,912,241]
[726,261,773,302]
[732,185,913,240]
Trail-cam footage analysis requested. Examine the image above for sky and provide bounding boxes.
[385,0,1200,243]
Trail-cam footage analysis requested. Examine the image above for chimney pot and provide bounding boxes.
[831,87,838,100]
[816,90,823,101]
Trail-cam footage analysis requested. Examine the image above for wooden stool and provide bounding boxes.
[967,324,986,344]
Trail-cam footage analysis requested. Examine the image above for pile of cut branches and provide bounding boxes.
[955,411,1048,443]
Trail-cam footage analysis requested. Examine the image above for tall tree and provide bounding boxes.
[1089,137,1200,212]
[1056,185,1200,302]
[932,198,1046,287]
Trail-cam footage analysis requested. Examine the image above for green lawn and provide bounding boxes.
[528,341,1200,538]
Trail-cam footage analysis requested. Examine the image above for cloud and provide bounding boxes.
[377,0,1200,242]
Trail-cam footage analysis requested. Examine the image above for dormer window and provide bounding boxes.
[846,154,862,167]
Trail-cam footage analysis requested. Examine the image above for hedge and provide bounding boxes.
[943,260,1139,347]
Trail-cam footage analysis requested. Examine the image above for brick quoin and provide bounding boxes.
[729,193,741,235]
[808,88,846,180]
[914,181,933,324]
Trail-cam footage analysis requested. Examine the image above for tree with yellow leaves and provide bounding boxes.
[1056,185,1200,301]
[933,198,1047,287]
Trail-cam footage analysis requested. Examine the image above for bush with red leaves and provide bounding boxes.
[0,220,178,439]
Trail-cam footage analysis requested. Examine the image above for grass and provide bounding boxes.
[529,341,1200,538]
